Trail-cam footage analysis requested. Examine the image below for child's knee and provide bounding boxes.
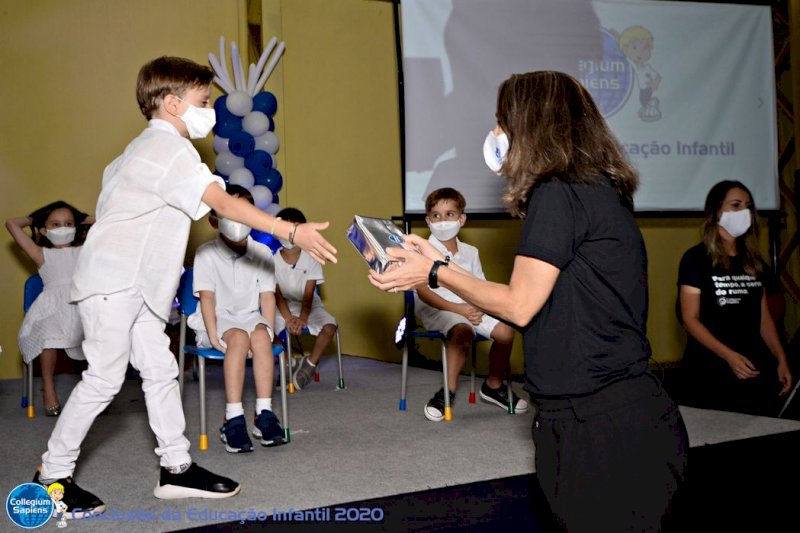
[321,323,337,335]
[492,323,515,345]
[448,323,475,346]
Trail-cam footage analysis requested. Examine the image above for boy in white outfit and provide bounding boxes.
[273,208,338,390]
[189,184,285,452]
[416,188,529,422]
[32,56,336,518]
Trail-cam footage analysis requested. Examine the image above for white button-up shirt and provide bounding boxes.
[71,119,224,321]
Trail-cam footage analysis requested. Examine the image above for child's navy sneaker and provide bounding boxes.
[252,409,286,447]
[153,463,240,499]
[33,469,106,519]
[219,415,253,453]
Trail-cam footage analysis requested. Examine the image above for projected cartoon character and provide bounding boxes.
[615,25,662,122]
[47,482,68,528]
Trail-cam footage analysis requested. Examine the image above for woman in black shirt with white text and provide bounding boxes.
[677,180,792,416]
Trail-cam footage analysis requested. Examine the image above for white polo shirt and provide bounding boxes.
[273,249,324,303]
[70,119,224,321]
[425,235,485,304]
[191,236,276,318]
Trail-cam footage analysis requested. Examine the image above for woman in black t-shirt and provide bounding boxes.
[677,180,792,416]
[370,71,688,533]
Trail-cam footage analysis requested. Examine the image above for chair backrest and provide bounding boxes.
[178,268,198,316]
[23,274,44,312]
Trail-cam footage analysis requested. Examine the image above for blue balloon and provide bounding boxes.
[268,116,275,132]
[258,168,283,194]
[229,131,255,158]
[245,150,273,177]
[250,229,282,253]
[213,115,242,138]
[214,96,235,120]
[253,92,278,117]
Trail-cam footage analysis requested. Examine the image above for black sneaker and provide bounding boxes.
[32,469,106,519]
[219,415,254,453]
[479,380,530,413]
[154,463,240,499]
[424,387,455,422]
[252,410,286,447]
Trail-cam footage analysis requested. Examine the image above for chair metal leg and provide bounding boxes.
[26,361,35,418]
[198,357,208,451]
[286,334,296,394]
[335,329,345,390]
[399,342,409,411]
[441,341,452,421]
[469,342,477,404]
[278,350,290,443]
[178,318,186,395]
[779,379,800,418]
[506,367,515,415]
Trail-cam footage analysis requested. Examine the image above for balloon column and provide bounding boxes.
[208,36,285,251]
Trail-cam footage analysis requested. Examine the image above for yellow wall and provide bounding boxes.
[0,0,246,379]
[0,0,792,380]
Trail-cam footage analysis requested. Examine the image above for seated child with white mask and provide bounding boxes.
[188,184,285,452]
[414,187,529,422]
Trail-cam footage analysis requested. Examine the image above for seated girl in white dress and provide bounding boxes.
[5,201,94,415]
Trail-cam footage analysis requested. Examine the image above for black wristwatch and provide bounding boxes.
[428,258,449,289]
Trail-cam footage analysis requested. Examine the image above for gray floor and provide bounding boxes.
[2,355,800,532]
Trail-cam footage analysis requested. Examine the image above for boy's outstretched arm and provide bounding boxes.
[202,183,337,264]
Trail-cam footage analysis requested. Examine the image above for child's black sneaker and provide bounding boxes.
[479,380,530,413]
[32,469,106,519]
[153,463,240,499]
[219,415,254,453]
[424,387,455,422]
[252,410,286,447]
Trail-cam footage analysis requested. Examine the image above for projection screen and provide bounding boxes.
[401,0,778,214]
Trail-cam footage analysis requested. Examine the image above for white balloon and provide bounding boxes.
[228,168,255,190]
[250,184,274,210]
[254,131,280,154]
[226,90,253,117]
[265,203,281,216]
[213,136,230,154]
[215,152,245,176]
[242,111,270,137]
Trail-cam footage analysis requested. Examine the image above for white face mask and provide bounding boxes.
[44,226,76,246]
[219,218,251,242]
[483,130,509,175]
[718,209,752,238]
[428,220,461,241]
[278,238,296,250]
[177,97,216,139]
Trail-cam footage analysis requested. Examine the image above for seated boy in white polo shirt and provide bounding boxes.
[189,184,285,452]
[416,187,529,422]
[273,207,338,390]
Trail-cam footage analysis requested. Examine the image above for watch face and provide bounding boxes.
[394,316,407,348]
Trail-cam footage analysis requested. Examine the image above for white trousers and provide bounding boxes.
[42,288,191,479]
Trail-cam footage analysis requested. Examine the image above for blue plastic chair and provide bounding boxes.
[177,268,290,448]
[21,274,44,418]
[398,290,514,421]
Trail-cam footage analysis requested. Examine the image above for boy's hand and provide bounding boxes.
[293,222,338,264]
[287,316,306,335]
[460,304,484,325]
